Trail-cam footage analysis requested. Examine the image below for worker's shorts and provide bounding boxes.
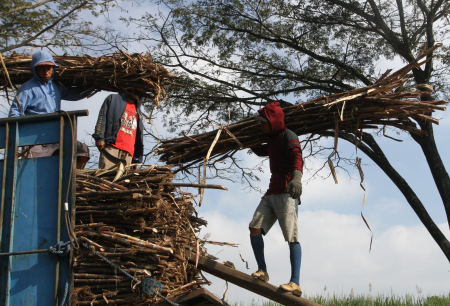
[249,193,299,242]
[98,145,132,169]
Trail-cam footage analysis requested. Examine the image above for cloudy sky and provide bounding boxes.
[3,1,449,304]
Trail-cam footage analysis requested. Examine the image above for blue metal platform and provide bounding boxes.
[0,110,88,306]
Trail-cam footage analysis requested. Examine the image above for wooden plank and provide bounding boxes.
[156,288,229,306]
[175,288,229,305]
[189,254,321,306]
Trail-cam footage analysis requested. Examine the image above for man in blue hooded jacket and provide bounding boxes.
[8,50,93,168]
[9,50,93,117]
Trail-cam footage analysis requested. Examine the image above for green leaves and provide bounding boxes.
[130,0,450,132]
[0,0,136,54]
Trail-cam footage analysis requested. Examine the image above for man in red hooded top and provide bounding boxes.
[249,102,303,294]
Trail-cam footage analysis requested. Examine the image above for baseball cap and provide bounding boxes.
[254,115,269,122]
[35,62,56,67]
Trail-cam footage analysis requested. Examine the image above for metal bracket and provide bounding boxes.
[48,241,71,257]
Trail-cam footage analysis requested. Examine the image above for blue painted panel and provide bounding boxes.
[0,113,81,306]
[17,121,60,146]
[8,157,59,306]
[0,123,17,306]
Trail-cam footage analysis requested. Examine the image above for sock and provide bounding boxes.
[289,242,302,285]
[250,234,267,272]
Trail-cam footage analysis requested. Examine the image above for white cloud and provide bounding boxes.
[196,210,450,303]
[302,175,364,210]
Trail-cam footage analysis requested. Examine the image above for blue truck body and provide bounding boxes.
[0,110,88,306]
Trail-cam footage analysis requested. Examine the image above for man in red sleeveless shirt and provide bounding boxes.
[93,92,144,169]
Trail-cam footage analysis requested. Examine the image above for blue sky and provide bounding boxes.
[2,1,449,303]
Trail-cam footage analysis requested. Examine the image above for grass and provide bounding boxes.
[228,292,450,306]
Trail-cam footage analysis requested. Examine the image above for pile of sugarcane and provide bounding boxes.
[73,166,226,305]
[156,44,448,166]
[0,51,176,107]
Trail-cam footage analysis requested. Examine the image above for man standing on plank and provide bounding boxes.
[8,50,93,169]
[249,101,303,294]
[93,92,144,169]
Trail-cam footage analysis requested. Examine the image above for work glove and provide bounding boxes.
[288,170,303,199]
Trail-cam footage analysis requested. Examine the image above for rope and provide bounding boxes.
[79,241,180,306]
[58,110,80,250]
[47,241,71,306]
[59,280,69,306]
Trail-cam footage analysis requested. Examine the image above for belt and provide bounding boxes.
[101,148,127,166]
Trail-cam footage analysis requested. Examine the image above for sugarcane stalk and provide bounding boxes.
[74,268,152,275]
[74,273,130,279]
[79,236,105,252]
[73,165,209,302]
[75,297,138,305]
[160,183,228,190]
[78,231,174,254]
[74,278,130,283]
[76,189,151,197]
[76,174,128,190]
[75,223,106,230]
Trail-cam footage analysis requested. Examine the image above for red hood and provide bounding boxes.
[258,102,286,135]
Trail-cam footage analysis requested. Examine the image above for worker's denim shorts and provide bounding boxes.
[249,193,299,242]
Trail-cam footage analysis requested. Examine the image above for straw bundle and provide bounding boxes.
[73,166,225,305]
[156,44,448,166]
[1,51,176,107]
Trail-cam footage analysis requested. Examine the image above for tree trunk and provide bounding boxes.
[410,120,450,230]
[322,131,450,262]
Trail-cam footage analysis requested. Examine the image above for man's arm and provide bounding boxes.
[283,130,303,172]
[251,144,269,157]
[283,130,303,199]
[8,91,28,117]
[92,95,111,148]
[59,83,95,101]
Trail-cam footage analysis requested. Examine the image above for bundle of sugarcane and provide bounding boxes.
[156,44,448,166]
[73,165,226,305]
[0,51,176,107]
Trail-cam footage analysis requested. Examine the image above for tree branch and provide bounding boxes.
[1,1,89,53]
[396,0,410,46]
[0,0,53,18]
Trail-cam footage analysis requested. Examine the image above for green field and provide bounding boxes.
[229,293,450,306]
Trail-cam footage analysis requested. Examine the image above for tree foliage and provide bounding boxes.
[0,0,135,54]
[129,0,450,261]
[131,0,450,127]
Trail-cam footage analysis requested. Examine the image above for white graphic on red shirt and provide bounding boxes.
[119,112,137,135]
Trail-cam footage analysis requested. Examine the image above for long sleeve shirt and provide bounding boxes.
[252,102,303,195]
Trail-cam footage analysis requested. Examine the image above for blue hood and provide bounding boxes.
[31,51,59,84]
